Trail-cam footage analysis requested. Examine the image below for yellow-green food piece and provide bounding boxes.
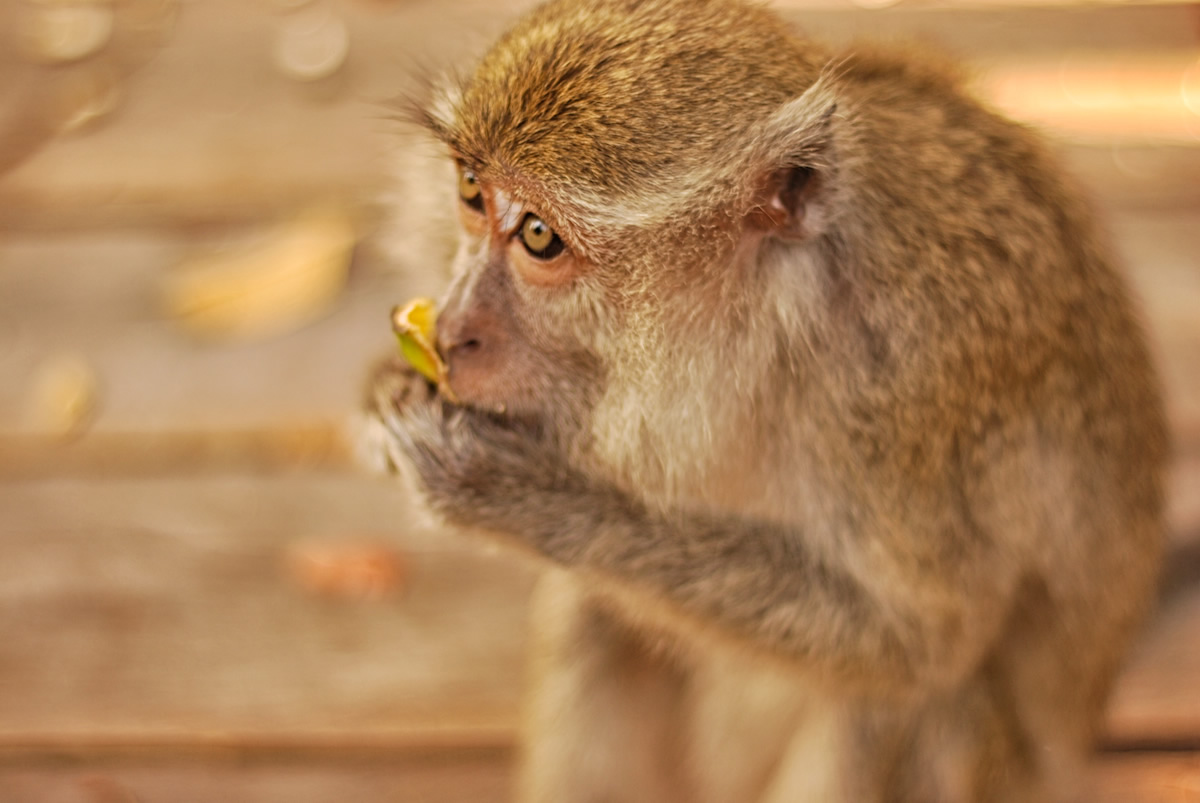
[392,298,443,384]
[391,298,459,404]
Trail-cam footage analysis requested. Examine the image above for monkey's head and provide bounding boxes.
[369,0,1159,538]
[394,0,846,496]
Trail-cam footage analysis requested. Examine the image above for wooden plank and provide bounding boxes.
[0,466,1196,744]
[3,3,1200,231]
[0,475,534,741]
[1061,146,1200,214]
[0,755,512,803]
[0,230,418,442]
[1108,569,1200,746]
[1108,211,1200,445]
[982,53,1200,145]
[0,427,348,481]
[0,749,1197,803]
[0,0,504,231]
[1088,754,1200,803]
[776,0,1200,6]
[1168,456,1200,547]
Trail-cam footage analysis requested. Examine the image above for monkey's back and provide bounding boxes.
[816,41,1169,750]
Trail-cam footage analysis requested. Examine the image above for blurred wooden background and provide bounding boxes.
[0,0,1198,800]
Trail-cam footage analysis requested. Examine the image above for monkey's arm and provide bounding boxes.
[377,378,1015,693]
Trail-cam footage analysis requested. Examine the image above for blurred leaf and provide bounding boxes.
[162,204,357,342]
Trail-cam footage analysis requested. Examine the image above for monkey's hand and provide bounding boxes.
[365,356,591,541]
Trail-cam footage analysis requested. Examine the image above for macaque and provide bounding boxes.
[361,0,1169,800]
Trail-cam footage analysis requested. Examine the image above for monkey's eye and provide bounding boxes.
[519,214,565,260]
[458,168,484,213]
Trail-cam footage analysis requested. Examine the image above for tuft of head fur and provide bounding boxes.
[421,0,831,253]
[432,0,821,185]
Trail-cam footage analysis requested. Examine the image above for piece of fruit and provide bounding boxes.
[391,298,440,381]
[391,298,458,403]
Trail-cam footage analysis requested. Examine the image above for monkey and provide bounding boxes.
[360,0,1169,800]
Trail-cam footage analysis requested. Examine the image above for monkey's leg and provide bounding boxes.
[517,569,691,803]
[683,653,815,803]
[753,701,910,803]
[886,585,1122,803]
[754,690,1023,803]
[881,677,1038,803]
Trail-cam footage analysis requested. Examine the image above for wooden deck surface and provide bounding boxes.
[1,0,1198,799]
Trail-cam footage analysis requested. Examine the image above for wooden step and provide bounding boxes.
[0,750,1198,803]
[0,469,1196,748]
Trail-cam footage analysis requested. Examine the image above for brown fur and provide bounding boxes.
[362,0,1169,800]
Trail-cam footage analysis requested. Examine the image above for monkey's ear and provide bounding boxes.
[745,164,821,236]
[742,83,838,240]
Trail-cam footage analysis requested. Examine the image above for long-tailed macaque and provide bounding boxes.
[362,0,1168,800]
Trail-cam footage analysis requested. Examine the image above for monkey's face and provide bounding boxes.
[426,152,804,489]
[369,0,837,488]
[428,161,611,439]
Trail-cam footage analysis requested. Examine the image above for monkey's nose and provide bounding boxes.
[442,335,483,359]
[436,311,492,363]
